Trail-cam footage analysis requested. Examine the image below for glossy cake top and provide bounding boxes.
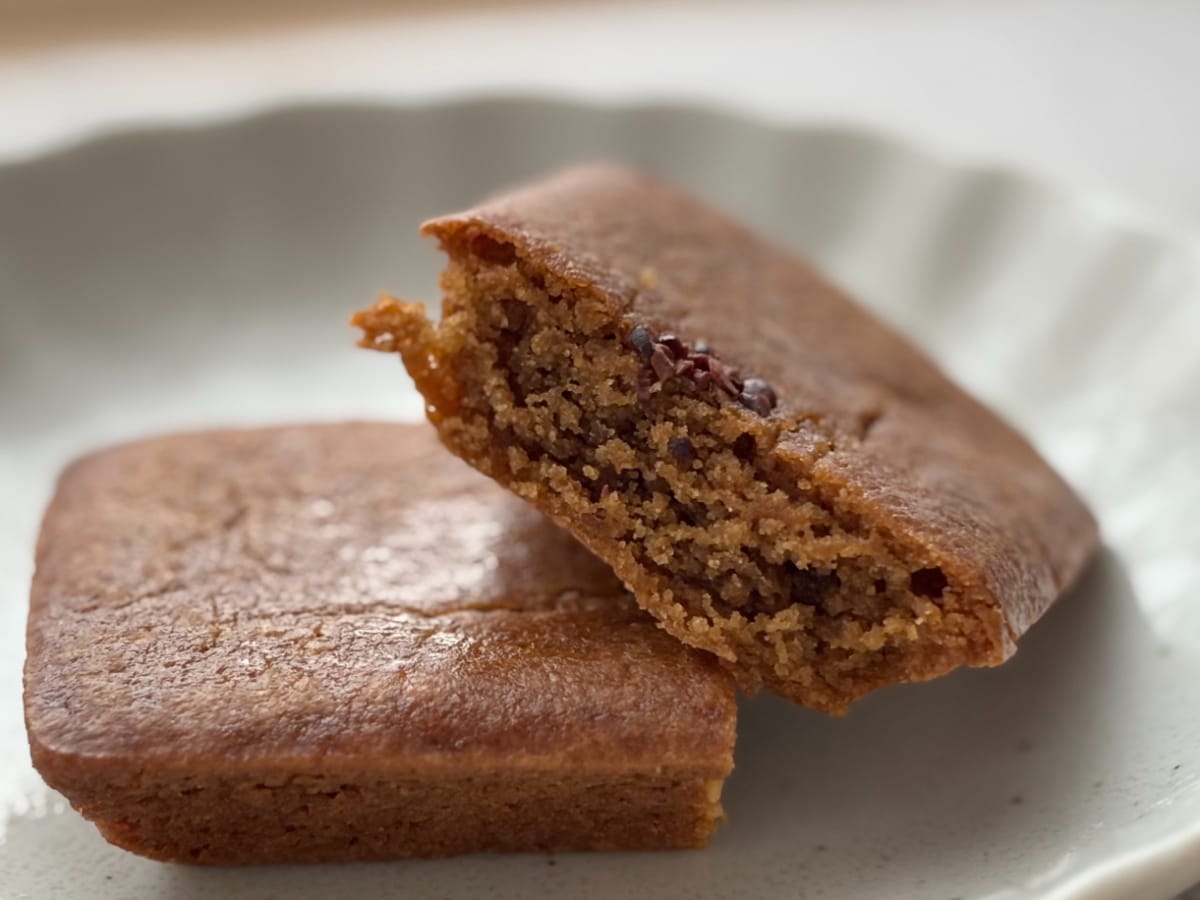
[25,423,735,773]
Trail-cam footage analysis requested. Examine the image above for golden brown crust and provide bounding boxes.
[356,165,1099,711]
[24,423,735,862]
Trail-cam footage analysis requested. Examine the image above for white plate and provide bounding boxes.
[1,99,1198,900]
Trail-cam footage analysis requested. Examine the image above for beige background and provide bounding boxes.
[0,0,570,54]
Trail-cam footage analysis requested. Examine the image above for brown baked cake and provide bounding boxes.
[352,164,1099,715]
[24,423,736,864]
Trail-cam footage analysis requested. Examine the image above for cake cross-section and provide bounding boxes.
[24,423,735,863]
[353,164,1099,714]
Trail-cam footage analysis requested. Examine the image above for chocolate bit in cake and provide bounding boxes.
[739,378,778,415]
[650,346,676,381]
[708,360,741,398]
[658,334,688,358]
[668,436,697,465]
[739,392,772,416]
[629,325,656,360]
[628,324,776,416]
[742,377,776,403]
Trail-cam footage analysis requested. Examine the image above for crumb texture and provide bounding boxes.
[357,164,1099,712]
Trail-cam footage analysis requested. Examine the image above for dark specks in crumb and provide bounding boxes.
[1010,794,1024,806]
[650,346,676,381]
[1016,737,1033,754]
[628,325,655,360]
[546,857,557,867]
[708,359,742,399]
[626,323,776,415]
[742,378,776,404]
[668,436,696,465]
[739,378,777,416]
[658,334,687,357]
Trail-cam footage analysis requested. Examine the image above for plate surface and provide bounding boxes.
[1,99,1198,900]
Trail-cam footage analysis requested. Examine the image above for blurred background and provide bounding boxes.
[1,0,1199,231]
[3,3,1200,899]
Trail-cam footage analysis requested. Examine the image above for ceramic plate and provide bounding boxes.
[1,99,1198,900]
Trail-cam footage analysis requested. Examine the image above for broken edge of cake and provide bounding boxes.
[352,164,1099,714]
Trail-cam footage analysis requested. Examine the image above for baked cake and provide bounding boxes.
[24,423,736,863]
[353,164,1099,714]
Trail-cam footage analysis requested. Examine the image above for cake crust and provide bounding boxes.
[354,164,1099,713]
[24,423,736,863]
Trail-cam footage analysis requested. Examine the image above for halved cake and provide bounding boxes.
[353,164,1099,714]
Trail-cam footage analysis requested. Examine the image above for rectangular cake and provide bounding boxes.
[23,423,736,863]
[353,164,1099,714]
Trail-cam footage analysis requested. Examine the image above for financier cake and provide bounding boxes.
[24,423,736,863]
[352,164,1099,714]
